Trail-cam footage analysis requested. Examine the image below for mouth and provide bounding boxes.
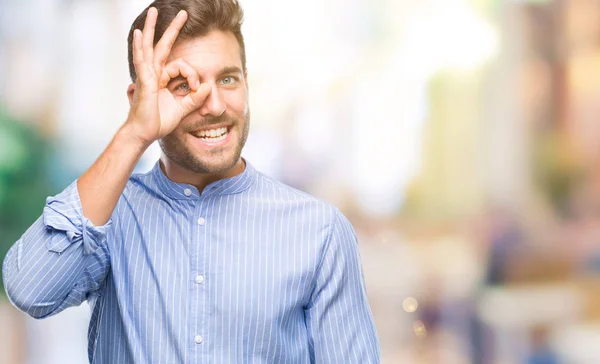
[188,125,232,146]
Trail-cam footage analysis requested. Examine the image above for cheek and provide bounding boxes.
[230,100,249,119]
[225,89,248,114]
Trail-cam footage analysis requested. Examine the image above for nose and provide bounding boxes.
[199,83,226,117]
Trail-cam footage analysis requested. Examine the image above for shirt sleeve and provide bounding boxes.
[2,180,112,319]
[305,209,381,363]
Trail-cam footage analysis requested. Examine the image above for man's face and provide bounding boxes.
[159,30,249,174]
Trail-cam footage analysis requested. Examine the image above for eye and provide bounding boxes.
[176,83,191,91]
[219,76,237,85]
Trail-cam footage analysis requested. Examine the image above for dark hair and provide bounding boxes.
[127,0,245,82]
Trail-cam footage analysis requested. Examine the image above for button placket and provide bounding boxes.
[188,199,205,360]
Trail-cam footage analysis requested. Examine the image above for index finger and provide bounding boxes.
[154,10,188,69]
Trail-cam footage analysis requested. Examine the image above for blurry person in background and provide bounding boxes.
[2,0,380,362]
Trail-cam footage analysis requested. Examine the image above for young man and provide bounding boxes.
[3,0,380,362]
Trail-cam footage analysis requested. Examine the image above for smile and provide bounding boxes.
[190,126,229,143]
[188,125,234,147]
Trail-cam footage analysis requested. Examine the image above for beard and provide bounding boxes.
[158,110,250,174]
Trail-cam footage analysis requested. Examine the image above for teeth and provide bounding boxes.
[203,133,227,142]
[195,127,227,138]
[192,127,229,142]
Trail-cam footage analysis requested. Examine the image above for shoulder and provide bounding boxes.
[251,169,347,230]
[128,168,155,189]
[112,168,161,213]
[254,169,333,204]
[123,169,156,198]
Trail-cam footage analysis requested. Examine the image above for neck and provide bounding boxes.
[159,156,246,194]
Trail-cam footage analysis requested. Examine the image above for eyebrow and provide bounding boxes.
[217,66,243,77]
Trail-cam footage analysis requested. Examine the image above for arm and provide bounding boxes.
[2,7,210,318]
[2,183,113,319]
[2,125,146,318]
[305,210,381,363]
[2,122,150,318]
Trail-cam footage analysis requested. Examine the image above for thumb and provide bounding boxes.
[179,83,211,115]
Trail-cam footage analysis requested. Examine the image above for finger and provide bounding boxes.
[142,7,157,64]
[154,10,188,69]
[132,29,154,88]
[160,59,200,91]
[180,83,211,114]
[132,29,144,70]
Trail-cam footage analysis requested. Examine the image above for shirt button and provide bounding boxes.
[197,217,205,225]
[195,275,205,284]
[195,335,204,344]
[184,188,192,197]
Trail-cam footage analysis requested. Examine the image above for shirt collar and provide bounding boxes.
[151,158,256,200]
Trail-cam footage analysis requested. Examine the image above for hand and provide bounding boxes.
[125,7,210,145]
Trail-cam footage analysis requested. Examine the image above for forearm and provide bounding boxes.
[78,123,149,226]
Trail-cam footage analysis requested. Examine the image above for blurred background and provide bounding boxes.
[2,0,600,363]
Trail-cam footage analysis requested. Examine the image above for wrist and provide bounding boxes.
[117,122,154,151]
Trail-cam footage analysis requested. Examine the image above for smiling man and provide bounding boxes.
[2,0,380,363]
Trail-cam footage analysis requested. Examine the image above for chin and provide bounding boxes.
[194,158,239,174]
[173,147,241,174]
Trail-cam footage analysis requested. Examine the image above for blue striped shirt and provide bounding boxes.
[3,159,380,363]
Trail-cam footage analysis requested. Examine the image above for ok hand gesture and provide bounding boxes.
[126,7,210,145]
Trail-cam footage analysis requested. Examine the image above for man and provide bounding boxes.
[2,0,380,362]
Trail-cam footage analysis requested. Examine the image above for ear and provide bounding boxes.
[127,83,136,106]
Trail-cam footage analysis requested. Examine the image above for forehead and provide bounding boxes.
[167,30,242,74]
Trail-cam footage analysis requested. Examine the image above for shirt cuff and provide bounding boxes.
[42,180,112,255]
